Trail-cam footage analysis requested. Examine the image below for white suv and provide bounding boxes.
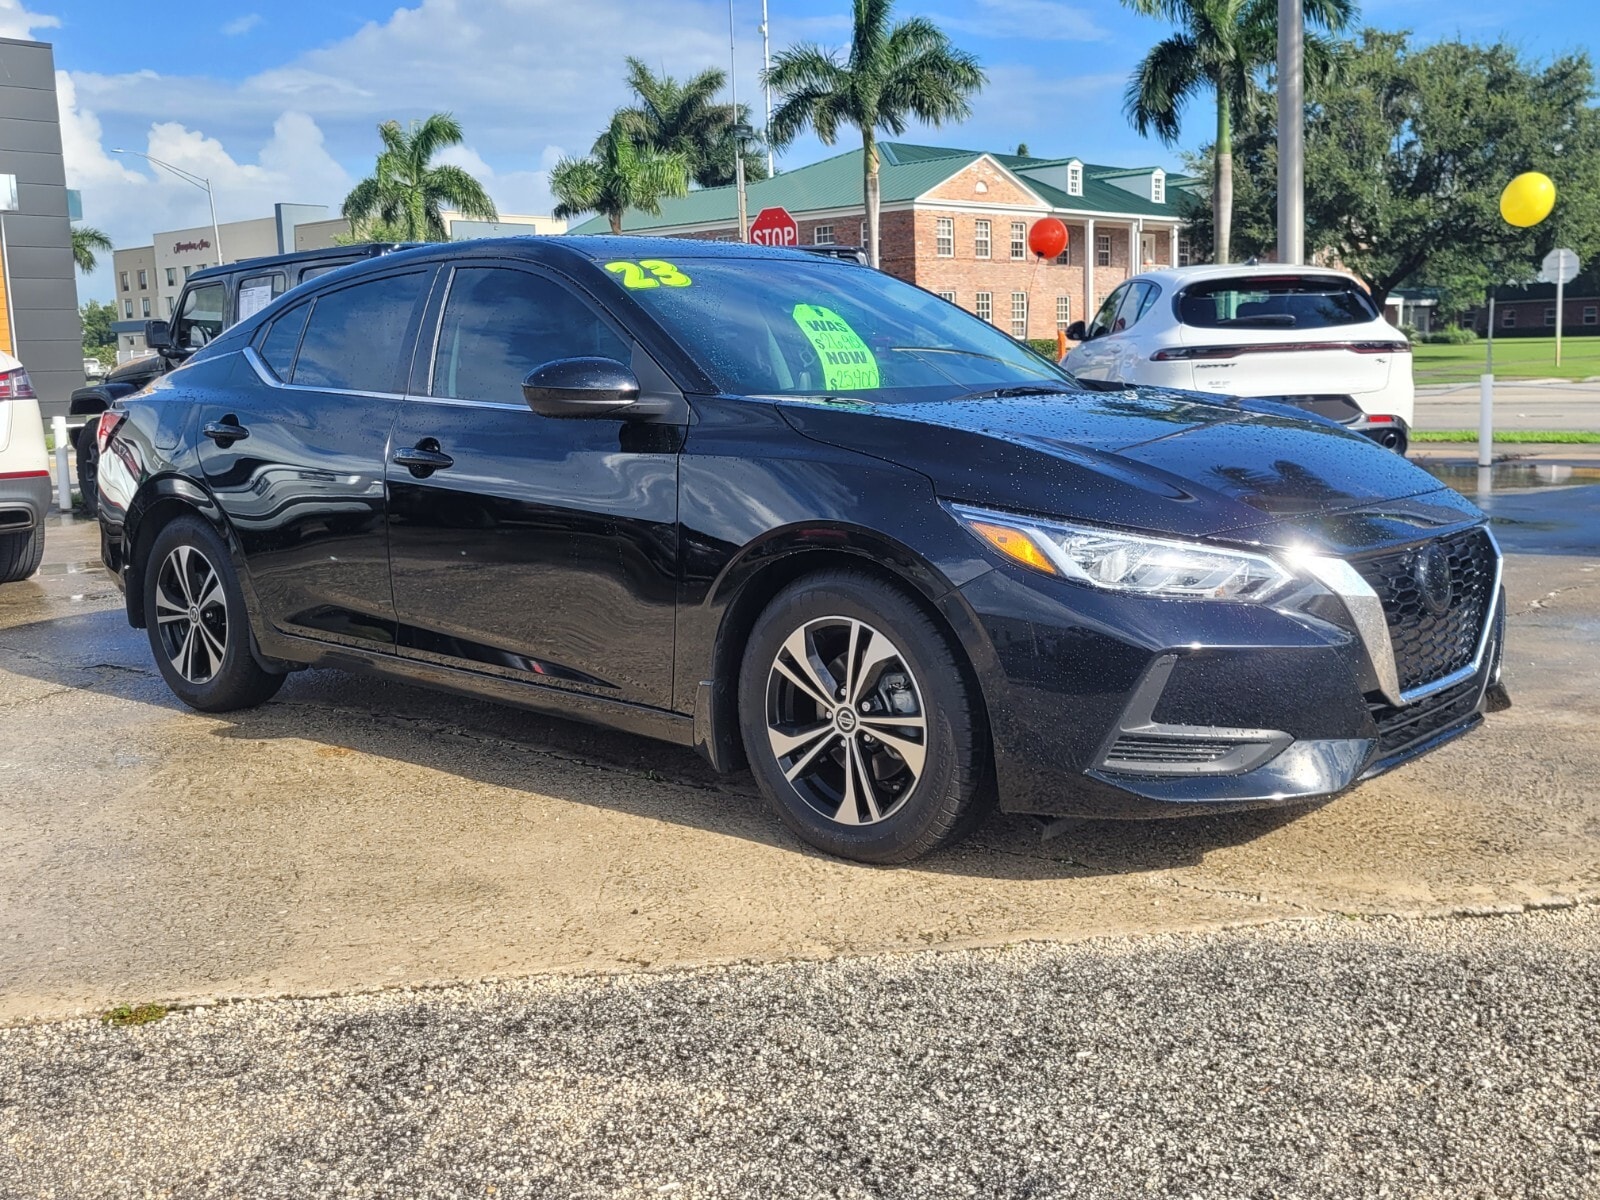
[0,348,48,583]
[1064,264,1414,453]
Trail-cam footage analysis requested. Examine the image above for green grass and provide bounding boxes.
[102,1002,169,1027]
[1413,336,1600,385]
[1412,430,1600,443]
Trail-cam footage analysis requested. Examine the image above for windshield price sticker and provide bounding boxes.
[605,259,692,290]
[791,303,881,390]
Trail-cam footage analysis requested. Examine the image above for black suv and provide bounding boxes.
[72,243,411,512]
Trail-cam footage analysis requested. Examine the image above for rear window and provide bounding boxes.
[1177,276,1380,330]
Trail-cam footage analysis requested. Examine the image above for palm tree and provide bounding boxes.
[71,226,113,273]
[1121,0,1353,264]
[341,112,497,242]
[766,0,984,268]
[618,57,767,189]
[549,113,691,235]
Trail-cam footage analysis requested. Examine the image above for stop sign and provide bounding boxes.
[749,206,799,247]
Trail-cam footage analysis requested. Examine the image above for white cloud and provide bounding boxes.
[221,13,263,36]
[0,0,57,39]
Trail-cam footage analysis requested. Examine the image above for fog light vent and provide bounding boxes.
[1106,734,1237,767]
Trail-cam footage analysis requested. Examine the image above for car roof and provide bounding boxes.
[187,242,422,283]
[1128,263,1364,288]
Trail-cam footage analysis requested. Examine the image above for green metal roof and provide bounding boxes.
[569,141,1185,234]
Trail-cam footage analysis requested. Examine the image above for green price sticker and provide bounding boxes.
[791,303,881,391]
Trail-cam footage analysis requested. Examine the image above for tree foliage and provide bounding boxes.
[617,58,767,189]
[1121,0,1354,264]
[71,226,113,274]
[341,113,497,243]
[549,113,692,235]
[80,298,116,349]
[765,0,983,266]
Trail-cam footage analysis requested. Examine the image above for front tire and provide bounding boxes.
[143,516,283,711]
[738,570,988,863]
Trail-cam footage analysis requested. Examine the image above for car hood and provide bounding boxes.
[774,386,1480,553]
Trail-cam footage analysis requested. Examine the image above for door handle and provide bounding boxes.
[202,417,249,445]
[392,439,455,478]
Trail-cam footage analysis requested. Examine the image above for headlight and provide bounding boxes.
[946,502,1294,601]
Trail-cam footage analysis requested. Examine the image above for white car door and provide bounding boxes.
[1067,283,1132,381]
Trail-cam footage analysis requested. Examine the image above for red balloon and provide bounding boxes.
[1028,217,1069,259]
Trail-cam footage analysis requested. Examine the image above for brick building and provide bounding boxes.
[1469,278,1600,337]
[568,142,1194,341]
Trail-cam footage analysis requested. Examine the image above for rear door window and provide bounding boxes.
[430,266,629,405]
[236,272,286,322]
[174,282,226,350]
[1087,284,1130,340]
[1177,276,1380,329]
[291,271,429,393]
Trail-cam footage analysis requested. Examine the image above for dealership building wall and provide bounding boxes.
[0,37,83,418]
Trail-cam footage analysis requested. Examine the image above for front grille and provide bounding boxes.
[1354,528,1496,692]
[1369,677,1481,758]
[1106,734,1236,766]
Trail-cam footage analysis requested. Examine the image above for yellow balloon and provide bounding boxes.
[1501,172,1556,228]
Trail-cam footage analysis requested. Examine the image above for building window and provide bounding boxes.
[936,290,955,303]
[123,299,133,318]
[975,219,991,260]
[1010,221,1026,260]
[1152,173,1165,205]
[975,291,992,323]
[1502,308,1517,328]
[137,269,148,290]
[183,265,193,278]
[165,267,177,286]
[119,271,129,292]
[1055,243,1072,266]
[140,297,150,317]
[1056,295,1072,330]
[859,220,867,246]
[1067,162,1083,196]
[1096,234,1111,267]
[1544,306,1557,326]
[1010,292,1028,338]
[936,216,953,258]
[124,335,134,348]
[812,224,835,245]
[1141,233,1158,267]
[1585,306,1597,326]
[166,296,175,315]
[1178,237,1192,267]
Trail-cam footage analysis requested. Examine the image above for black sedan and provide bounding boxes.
[96,237,1506,863]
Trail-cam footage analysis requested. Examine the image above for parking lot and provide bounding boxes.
[2,457,1598,1026]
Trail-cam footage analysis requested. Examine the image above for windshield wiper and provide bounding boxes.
[1216,314,1297,327]
[949,384,1081,403]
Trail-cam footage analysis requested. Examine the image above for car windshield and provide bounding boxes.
[1176,276,1380,329]
[599,254,1072,399]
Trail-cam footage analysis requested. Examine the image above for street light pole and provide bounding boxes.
[1276,0,1304,265]
[761,0,775,177]
[112,148,224,263]
[728,0,749,241]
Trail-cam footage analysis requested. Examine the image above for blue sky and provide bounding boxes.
[16,0,1595,300]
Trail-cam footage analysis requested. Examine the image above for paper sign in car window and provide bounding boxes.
[236,283,275,321]
[791,304,881,390]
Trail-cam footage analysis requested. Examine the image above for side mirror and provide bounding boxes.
[1064,320,1087,342]
[144,319,175,355]
[522,357,643,419]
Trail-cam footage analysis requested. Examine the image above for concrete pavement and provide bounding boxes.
[1415,379,1600,432]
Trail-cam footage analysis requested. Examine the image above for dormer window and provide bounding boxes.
[1152,169,1166,204]
[1067,161,1083,197]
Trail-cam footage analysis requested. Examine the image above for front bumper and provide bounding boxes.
[949,550,1503,820]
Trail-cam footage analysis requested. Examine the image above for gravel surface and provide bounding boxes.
[3,907,1597,1199]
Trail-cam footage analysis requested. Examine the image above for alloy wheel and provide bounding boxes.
[765,616,928,826]
[153,544,228,685]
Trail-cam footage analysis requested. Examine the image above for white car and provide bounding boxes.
[1064,264,1414,453]
[0,348,49,583]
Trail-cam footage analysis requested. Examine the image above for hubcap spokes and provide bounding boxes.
[766,617,928,827]
[155,544,227,685]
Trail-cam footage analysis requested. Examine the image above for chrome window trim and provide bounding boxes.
[1304,525,1503,708]
[241,345,404,401]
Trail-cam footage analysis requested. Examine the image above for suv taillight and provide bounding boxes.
[96,409,126,454]
[0,366,35,399]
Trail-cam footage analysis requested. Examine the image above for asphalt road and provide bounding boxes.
[1414,381,1600,432]
[2,906,1596,1199]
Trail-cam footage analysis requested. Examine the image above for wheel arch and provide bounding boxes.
[122,475,236,629]
[697,527,992,776]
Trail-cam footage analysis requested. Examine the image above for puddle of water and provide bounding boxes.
[35,561,104,576]
[1418,462,1600,493]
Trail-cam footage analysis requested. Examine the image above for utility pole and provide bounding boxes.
[729,0,749,240]
[1276,0,1304,265]
[761,0,774,176]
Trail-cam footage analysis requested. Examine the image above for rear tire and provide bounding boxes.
[738,570,988,863]
[0,526,43,584]
[143,515,283,712]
